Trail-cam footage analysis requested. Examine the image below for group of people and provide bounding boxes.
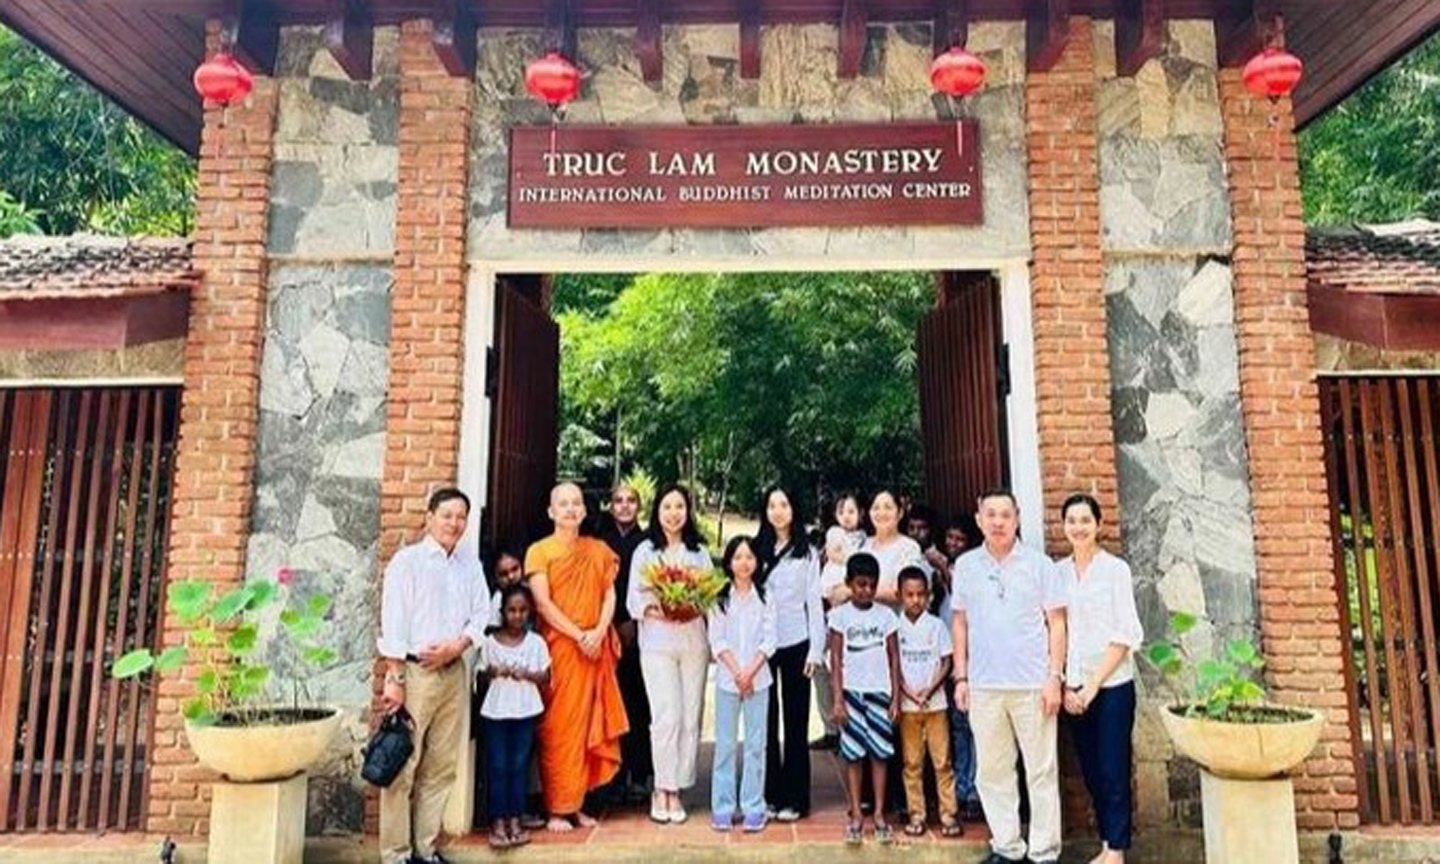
[376,481,1143,864]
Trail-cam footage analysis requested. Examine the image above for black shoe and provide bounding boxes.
[961,799,984,822]
[411,854,451,864]
[978,855,1023,864]
[809,733,838,751]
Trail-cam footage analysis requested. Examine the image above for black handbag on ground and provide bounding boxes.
[362,707,414,787]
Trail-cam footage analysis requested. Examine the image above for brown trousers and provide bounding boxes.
[379,661,466,863]
[900,709,959,824]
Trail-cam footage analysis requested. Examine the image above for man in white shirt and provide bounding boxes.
[950,489,1068,864]
[377,488,491,864]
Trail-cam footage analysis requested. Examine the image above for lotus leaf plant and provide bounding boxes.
[1144,611,1272,722]
[111,570,336,726]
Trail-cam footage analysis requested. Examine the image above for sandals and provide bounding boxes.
[905,820,927,836]
[874,822,894,845]
[487,825,513,849]
[844,822,863,845]
[940,821,964,838]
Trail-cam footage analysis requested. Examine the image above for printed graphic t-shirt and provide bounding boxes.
[827,601,899,694]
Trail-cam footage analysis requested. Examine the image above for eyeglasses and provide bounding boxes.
[987,570,1007,602]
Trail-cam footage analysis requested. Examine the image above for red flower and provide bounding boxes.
[276,567,296,587]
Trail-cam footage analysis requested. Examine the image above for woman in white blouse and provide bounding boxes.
[626,484,713,825]
[754,487,824,821]
[861,489,925,608]
[1058,493,1143,864]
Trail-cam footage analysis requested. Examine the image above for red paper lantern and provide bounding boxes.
[930,47,987,98]
[526,51,581,108]
[193,53,253,106]
[1242,46,1303,100]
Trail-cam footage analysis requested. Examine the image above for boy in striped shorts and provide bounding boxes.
[827,552,901,845]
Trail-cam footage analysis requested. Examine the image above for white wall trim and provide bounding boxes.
[999,261,1046,549]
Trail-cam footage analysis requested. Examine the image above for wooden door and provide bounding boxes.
[485,276,560,554]
[916,272,1009,523]
[0,387,179,834]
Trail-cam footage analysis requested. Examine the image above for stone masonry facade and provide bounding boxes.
[1094,19,1256,824]
[145,14,1359,836]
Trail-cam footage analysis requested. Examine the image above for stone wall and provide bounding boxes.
[467,23,1030,263]
[1315,333,1440,372]
[0,339,184,380]
[1095,20,1254,826]
[244,25,400,834]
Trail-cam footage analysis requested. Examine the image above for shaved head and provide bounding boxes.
[551,481,583,504]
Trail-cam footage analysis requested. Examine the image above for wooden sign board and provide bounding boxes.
[507,122,982,229]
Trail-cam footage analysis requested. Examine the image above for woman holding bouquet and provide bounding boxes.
[755,487,824,821]
[626,484,715,824]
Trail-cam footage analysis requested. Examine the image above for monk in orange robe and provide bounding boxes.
[525,482,629,832]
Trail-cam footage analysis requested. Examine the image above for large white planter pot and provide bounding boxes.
[185,708,342,782]
[1160,705,1324,779]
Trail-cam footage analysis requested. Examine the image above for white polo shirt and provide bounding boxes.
[951,542,1068,689]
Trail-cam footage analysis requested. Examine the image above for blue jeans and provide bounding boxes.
[950,701,978,803]
[712,686,769,819]
[485,715,538,820]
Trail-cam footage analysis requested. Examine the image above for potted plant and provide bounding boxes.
[1145,611,1324,779]
[112,570,341,782]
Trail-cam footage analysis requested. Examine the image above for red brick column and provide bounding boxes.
[1025,16,1120,552]
[367,19,472,832]
[145,28,278,836]
[1219,70,1359,829]
[379,20,471,560]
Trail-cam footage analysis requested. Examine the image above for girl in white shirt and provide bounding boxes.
[755,487,824,821]
[1058,493,1144,864]
[707,536,777,832]
[480,584,551,849]
[626,484,713,824]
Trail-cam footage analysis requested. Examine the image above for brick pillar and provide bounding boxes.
[367,19,472,833]
[1219,70,1359,830]
[146,27,278,836]
[379,19,471,560]
[1025,16,1120,551]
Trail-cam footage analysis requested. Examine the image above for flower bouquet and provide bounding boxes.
[642,561,727,623]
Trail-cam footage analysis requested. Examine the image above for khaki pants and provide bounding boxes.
[970,689,1060,862]
[900,710,958,823]
[380,661,466,863]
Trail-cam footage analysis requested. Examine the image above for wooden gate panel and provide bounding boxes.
[917,272,1008,523]
[0,387,179,834]
[486,278,560,554]
[1321,375,1440,826]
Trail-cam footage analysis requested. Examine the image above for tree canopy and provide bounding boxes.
[0,25,195,237]
[1298,31,1440,226]
[555,271,933,511]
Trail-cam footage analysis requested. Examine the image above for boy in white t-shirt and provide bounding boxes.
[896,567,961,837]
[828,552,900,846]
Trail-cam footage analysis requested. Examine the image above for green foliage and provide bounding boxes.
[558,271,931,508]
[0,189,41,238]
[111,575,336,726]
[1144,611,1269,721]
[0,26,194,236]
[1299,31,1440,225]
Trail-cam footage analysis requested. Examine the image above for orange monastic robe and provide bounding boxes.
[525,536,629,814]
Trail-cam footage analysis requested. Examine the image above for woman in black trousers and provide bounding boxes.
[1059,493,1144,864]
[756,487,824,822]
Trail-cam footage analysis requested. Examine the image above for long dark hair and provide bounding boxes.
[718,535,767,611]
[755,486,809,562]
[644,483,705,552]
